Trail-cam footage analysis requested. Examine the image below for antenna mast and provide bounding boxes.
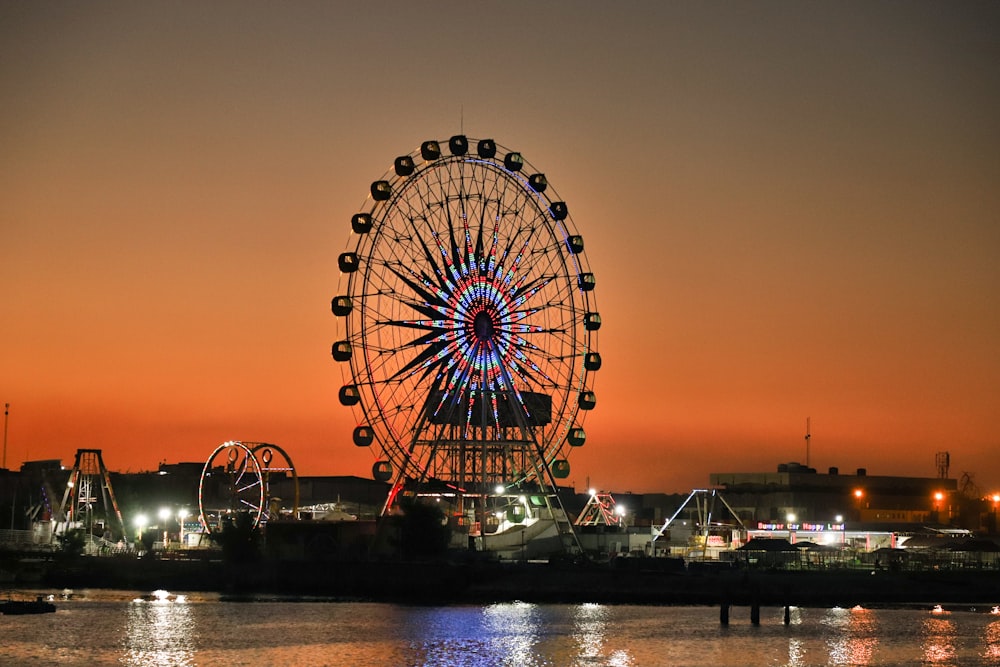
[935,451,950,479]
[804,417,811,468]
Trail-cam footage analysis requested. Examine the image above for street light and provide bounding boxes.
[933,491,946,523]
[158,507,171,549]
[134,513,148,542]
[988,494,1000,535]
[177,508,190,547]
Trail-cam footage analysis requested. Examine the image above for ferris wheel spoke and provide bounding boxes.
[381,264,445,308]
[390,341,450,381]
[235,479,261,494]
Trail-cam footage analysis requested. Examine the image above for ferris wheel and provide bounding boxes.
[197,441,298,537]
[332,136,600,526]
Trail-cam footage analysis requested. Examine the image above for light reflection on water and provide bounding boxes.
[923,616,957,664]
[3,591,1000,666]
[122,593,196,667]
[984,619,1000,662]
[823,606,879,665]
[484,601,540,666]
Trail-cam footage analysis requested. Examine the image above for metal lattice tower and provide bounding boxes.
[936,451,950,479]
[58,449,126,541]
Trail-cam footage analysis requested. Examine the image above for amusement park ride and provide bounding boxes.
[197,441,299,538]
[652,489,746,558]
[56,449,126,542]
[332,136,601,557]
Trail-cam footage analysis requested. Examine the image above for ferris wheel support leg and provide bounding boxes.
[526,437,584,557]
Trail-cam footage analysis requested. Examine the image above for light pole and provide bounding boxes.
[178,508,190,547]
[933,491,945,523]
[853,489,865,521]
[158,507,171,550]
[134,513,148,545]
[3,402,9,470]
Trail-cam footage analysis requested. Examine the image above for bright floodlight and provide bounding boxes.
[134,513,148,529]
[158,507,171,522]
[835,514,843,523]
[787,513,797,523]
[494,485,505,495]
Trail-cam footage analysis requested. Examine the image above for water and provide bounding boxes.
[3,590,1000,666]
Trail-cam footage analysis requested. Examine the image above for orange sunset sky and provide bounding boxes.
[2,3,998,494]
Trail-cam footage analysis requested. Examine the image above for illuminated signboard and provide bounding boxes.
[756,522,845,531]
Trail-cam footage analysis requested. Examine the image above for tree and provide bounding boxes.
[215,511,261,563]
[393,498,451,561]
[55,528,87,559]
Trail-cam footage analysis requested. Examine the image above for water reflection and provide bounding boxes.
[786,638,806,666]
[121,590,195,666]
[922,616,956,664]
[573,603,606,662]
[9,597,1000,666]
[983,618,1000,662]
[483,601,540,666]
[571,603,634,667]
[823,606,878,665]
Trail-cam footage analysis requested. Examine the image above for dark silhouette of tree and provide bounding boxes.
[139,529,156,558]
[393,498,451,561]
[215,511,261,563]
[55,528,86,560]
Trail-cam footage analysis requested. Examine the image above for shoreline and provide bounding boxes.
[8,553,1000,608]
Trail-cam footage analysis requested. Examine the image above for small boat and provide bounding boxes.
[1,596,57,615]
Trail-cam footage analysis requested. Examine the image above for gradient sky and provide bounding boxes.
[2,2,998,494]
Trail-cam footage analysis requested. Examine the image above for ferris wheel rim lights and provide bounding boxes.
[333,136,601,489]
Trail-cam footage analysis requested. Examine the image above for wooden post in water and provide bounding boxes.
[750,599,761,626]
[720,600,730,626]
[784,605,791,625]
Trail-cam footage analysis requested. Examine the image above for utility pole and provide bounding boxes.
[3,402,8,469]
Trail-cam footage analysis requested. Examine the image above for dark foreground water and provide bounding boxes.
[3,589,1000,666]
